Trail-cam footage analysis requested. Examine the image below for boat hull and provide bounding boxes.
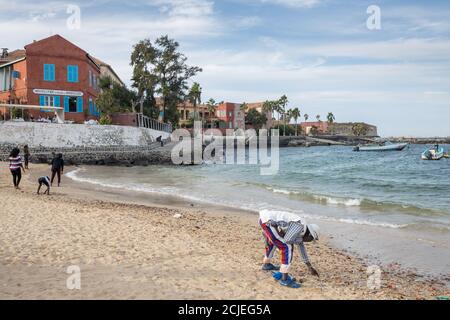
[421,148,444,160]
[354,143,409,152]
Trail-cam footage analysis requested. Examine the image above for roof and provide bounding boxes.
[91,56,124,86]
[0,49,26,65]
[0,56,26,68]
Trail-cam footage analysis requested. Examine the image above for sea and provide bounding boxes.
[67,144,450,280]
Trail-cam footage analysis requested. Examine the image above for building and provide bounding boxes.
[300,121,378,136]
[0,35,119,123]
[216,102,245,130]
[300,121,329,135]
[91,57,125,87]
[246,102,273,129]
[177,101,215,127]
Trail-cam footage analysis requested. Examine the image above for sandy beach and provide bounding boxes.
[0,164,448,300]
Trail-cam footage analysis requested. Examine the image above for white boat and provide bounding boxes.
[353,141,409,152]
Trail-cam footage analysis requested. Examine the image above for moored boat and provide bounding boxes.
[353,141,409,152]
[421,146,444,160]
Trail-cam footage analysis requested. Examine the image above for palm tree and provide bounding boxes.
[290,107,301,136]
[327,112,335,124]
[316,114,321,122]
[188,82,202,122]
[304,113,309,122]
[278,95,289,136]
[206,98,217,128]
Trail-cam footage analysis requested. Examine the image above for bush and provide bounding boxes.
[99,115,113,125]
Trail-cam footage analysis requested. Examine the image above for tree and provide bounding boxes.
[95,78,137,116]
[290,107,301,136]
[262,100,275,128]
[240,102,248,113]
[130,39,158,114]
[327,112,335,124]
[278,95,289,136]
[206,98,217,128]
[352,123,369,136]
[316,114,321,122]
[246,108,267,130]
[304,113,309,122]
[130,36,202,125]
[188,82,202,122]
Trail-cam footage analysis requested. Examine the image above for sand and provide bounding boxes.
[0,164,448,300]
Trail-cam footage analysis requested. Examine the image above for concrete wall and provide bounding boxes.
[0,122,170,148]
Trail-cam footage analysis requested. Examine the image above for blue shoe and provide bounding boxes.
[272,272,295,282]
[279,278,301,289]
[262,263,280,271]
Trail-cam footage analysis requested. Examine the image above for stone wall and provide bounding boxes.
[328,122,378,137]
[0,122,170,148]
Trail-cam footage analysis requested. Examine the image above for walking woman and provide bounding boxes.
[9,148,24,189]
[51,153,64,187]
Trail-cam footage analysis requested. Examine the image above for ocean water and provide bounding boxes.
[68,144,450,233]
[67,144,450,277]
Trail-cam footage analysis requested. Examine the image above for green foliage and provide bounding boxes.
[246,108,267,130]
[99,114,113,125]
[327,112,335,124]
[352,123,369,136]
[130,35,202,125]
[273,124,296,136]
[95,79,136,116]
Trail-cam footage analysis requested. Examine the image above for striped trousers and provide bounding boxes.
[260,220,293,273]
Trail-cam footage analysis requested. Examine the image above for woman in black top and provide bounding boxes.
[50,153,64,187]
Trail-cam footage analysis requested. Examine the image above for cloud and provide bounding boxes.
[259,0,321,8]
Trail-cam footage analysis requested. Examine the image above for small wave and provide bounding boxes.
[258,209,407,229]
[66,168,208,204]
[315,196,362,207]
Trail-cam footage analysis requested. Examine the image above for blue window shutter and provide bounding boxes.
[54,96,60,108]
[44,64,55,81]
[50,64,55,81]
[43,65,47,81]
[74,65,79,82]
[39,95,45,106]
[89,98,93,114]
[64,96,69,112]
[67,65,72,82]
[77,97,83,113]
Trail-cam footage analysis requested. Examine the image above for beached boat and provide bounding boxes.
[421,147,445,160]
[353,141,409,152]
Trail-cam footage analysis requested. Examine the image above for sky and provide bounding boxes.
[1,0,449,136]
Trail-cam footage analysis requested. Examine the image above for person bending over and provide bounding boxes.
[37,176,51,195]
[51,153,64,187]
[259,210,320,289]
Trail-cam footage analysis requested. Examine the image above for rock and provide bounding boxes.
[173,214,182,219]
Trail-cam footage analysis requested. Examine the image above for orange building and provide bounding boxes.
[0,35,108,123]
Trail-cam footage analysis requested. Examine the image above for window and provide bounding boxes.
[43,64,55,81]
[67,65,79,82]
[39,95,60,112]
[89,70,92,86]
[0,65,12,91]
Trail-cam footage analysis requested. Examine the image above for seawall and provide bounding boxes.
[0,122,173,166]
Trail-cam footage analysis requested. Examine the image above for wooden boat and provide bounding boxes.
[421,147,445,160]
[353,141,409,152]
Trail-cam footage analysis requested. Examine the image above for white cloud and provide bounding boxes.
[260,0,321,8]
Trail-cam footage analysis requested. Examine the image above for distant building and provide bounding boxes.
[300,121,378,136]
[91,57,125,87]
[300,121,329,135]
[246,102,273,129]
[0,35,120,123]
[216,102,245,130]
